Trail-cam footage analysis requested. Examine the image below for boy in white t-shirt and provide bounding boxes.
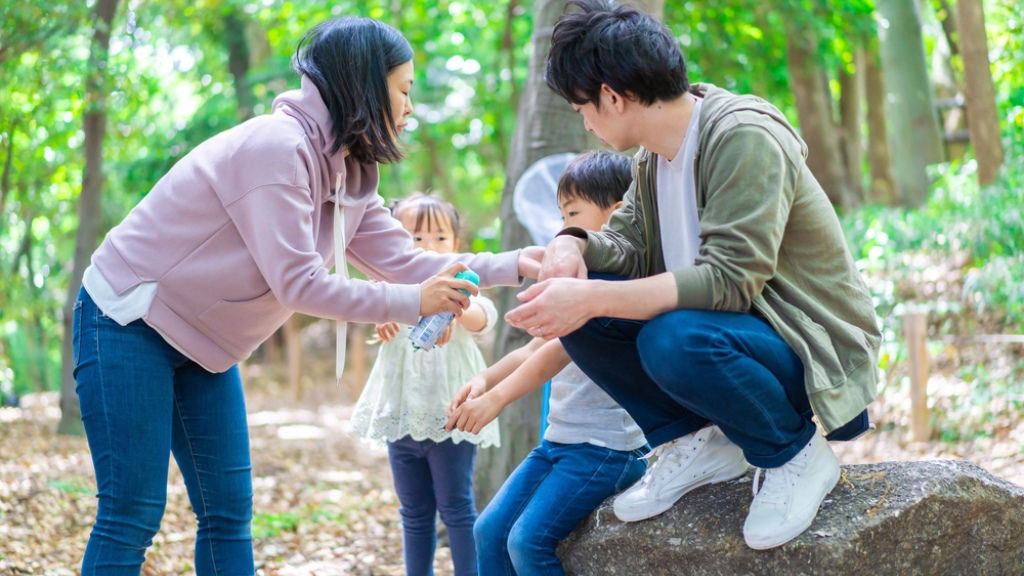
[446,150,648,575]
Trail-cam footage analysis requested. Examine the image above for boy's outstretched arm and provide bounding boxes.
[447,336,544,414]
[445,337,571,434]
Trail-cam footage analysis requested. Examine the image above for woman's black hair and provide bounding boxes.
[545,0,689,108]
[557,150,631,208]
[293,17,413,164]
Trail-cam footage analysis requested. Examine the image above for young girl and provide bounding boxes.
[351,192,499,576]
[446,151,649,575]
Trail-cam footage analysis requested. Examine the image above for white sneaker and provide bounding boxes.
[743,432,840,550]
[613,425,748,522]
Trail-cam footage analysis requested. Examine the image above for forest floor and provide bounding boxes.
[2,345,1023,575]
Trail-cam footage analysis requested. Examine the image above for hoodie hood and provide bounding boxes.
[273,75,336,158]
[271,75,379,205]
[691,82,809,160]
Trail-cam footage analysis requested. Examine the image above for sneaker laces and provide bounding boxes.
[751,441,814,505]
[638,432,702,487]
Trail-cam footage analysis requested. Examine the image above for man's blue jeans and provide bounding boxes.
[387,436,479,576]
[474,439,647,575]
[73,287,254,575]
[560,309,820,468]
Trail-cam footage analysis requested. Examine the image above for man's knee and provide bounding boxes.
[637,311,710,385]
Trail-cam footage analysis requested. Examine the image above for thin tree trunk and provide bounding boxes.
[956,0,1003,185]
[59,0,120,436]
[12,206,47,392]
[864,36,896,205]
[496,0,521,164]
[935,0,960,56]
[224,8,253,121]
[0,120,15,232]
[418,127,455,194]
[875,0,944,207]
[784,24,851,208]
[839,47,865,205]
[483,0,665,508]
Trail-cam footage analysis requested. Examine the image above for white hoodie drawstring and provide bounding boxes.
[333,171,356,383]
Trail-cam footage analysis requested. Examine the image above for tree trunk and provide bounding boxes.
[864,36,896,205]
[59,0,120,436]
[839,47,865,205]
[875,0,944,207]
[0,120,15,230]
[935,0,960,56]
[956,0,1003,185]
[482,0,665,508]
[784,23,851,208]
[224,8,253,121]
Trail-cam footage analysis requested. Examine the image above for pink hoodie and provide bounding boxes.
[90,75,520,373]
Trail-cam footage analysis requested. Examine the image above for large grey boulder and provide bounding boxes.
[557,459,1024,575]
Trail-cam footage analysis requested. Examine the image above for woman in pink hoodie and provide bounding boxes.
[71,16,540,575]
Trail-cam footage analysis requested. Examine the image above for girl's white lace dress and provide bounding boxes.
[350,294,500,448]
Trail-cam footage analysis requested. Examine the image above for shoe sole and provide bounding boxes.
[744,462,841,550]
[614,456,749,522]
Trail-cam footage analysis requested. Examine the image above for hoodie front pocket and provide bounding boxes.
[197,290,288,356]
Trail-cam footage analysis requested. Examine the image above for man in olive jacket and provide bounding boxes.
[505,0,881,550]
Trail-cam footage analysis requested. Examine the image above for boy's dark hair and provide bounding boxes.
[557,150,631,209]
[293,17,413,164]
[389,192,462,238]
[545,0,689,108]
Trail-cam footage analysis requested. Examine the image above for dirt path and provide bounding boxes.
[2,385,1021,576]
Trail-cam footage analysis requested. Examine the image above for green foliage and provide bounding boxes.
[1,0,1022,402]
[251,511,301,539]
[844,136,1024,331]
[47,478,94,495]
[843,130,1024,443]
[251,491,379,539]
[665,0,874,124]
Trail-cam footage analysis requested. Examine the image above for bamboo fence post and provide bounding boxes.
[904,311,931,441]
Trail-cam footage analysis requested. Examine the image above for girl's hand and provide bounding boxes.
[447,382,473,418]
[419,262,476,317]
[375,322,401,343]
[445,394,503,435]
[447,375,487,419]
[517,245,546,279]
[435,321,456,347]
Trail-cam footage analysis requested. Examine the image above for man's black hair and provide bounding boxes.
[546,0,689,108]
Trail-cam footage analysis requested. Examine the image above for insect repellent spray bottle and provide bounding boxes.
[408,269,480,351]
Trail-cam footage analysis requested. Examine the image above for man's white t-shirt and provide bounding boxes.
[656,97,703,270]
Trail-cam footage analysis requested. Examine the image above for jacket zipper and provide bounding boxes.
[637,155,657,276]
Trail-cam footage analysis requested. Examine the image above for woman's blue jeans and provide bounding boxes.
[72,287,254,575]
[560,309,819,468]
[474,439,647,575]
[387,436,479,576]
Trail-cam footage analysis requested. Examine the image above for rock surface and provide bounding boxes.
[557,459,1024,575]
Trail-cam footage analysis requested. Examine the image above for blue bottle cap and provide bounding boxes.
[455,269,480,286]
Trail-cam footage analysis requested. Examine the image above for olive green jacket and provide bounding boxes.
[563,83,881,433]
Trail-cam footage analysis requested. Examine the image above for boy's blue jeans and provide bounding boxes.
[474,439,646,576]
[387,436,479,576]
[72,287,254,575]
[560,309,822,468]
